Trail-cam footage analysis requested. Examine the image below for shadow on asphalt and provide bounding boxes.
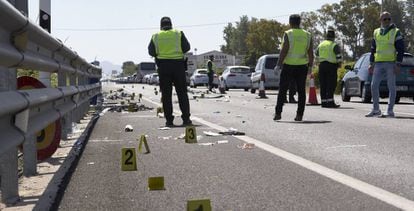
[394,116,414,120]
[275,120,332,124]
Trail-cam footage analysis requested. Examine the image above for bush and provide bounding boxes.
[311,62,354,94]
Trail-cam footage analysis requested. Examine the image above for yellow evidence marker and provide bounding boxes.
[121,148,137,171]
[185,126,197,143]
[138,135,150,154]
[187,199,212,211]
[148,177,165,190]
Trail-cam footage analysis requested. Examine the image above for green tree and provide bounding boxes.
[121,61,137,76]
[220,15,250,56]
[244,18,287,66]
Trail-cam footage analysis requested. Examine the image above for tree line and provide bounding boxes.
[221,0,414,67]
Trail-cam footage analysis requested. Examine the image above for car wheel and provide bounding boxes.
[341,84,350,102]
[361,85,371,103]
[250,88,256,94]
[244,88,249,92]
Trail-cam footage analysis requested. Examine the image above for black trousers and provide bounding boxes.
[275,64,308,115]
[319,62,338,104]
[208,72,214,90]
[157,60,191,122]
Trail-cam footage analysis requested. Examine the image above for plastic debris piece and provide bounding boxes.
[158,127,171,130]
[203,131,221,136]
[87,162,95,165]
[198,142,214,146]
[216,140,229,144]
[124,125,134,132]
[238,143,255,149]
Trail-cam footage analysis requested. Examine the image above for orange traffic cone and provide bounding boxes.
[258,74,268,99]
[219,76,226,94]
[307,73,319,105]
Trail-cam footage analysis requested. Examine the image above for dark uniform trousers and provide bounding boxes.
[276,64,308,115]
[318,61,338,105]
[208,72,214,91]
[157,59,191,122]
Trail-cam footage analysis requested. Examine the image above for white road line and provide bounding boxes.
[326,145,367,149]
[141,91,414,210]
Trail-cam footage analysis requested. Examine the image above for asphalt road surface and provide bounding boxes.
[57,82,414,210]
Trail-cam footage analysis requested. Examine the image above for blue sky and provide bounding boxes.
[28,0,341,65]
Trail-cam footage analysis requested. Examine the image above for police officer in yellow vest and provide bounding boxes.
[207,55,215,92]
[148,17,192,127]
[365,12,404,118]
[274,14,314,121]
[316,27,342,108]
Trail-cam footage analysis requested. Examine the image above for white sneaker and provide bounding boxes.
[379,112,395,118]
[365,110,381,117]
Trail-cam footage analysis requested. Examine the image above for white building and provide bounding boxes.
[185,50,244,75]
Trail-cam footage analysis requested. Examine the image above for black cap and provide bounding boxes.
[160,16,172,30]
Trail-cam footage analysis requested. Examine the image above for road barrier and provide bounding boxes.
[0,1,101,204]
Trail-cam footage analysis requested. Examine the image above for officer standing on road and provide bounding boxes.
[366,11,404,118]
[148,16,192,127]
[316,27,342,108]
[207,55,215,92]
[274,14,314,121]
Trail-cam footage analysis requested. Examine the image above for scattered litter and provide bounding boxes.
[236,115,242,118]
[159,136,172,140]
[198,142,214,146]
[102,108,111,113]
[124,125,133,132]
[242,121,246,123]
[219,128,245,136]
[216,140,229,144]
[197,135,203,140]
[158,127,171,130]
[203,131,221,136]
[176,134,186,139]
[213,111,221,114]
[238,143,255,149]
[87,162,95,165]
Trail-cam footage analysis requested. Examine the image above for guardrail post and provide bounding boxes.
[58,70,69,140]
[0,67,20,204]
[70,73,77,131]
[22,134,37,176]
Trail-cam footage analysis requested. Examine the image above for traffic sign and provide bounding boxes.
[17,76,62,161]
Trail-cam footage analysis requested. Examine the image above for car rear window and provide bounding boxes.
[230,67,250,73]
[197,70,208,74]
[264,57,278,69]
[402,55,414,66]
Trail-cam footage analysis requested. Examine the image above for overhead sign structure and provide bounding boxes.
[18,76,62,161]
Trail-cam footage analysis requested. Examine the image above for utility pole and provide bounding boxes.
[39,0,51,87]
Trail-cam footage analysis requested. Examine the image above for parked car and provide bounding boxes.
[142,74,152,84]
[222,66,251,91]
[250,54,281,93]
[189,69,218,88]
[341,52,414,103]
[148,73,159,85]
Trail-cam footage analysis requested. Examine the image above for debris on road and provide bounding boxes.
[203,131,221,136]
[124,125,133,132]
[238,143,255,149]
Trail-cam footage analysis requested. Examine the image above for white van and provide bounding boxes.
[250,54,281,93]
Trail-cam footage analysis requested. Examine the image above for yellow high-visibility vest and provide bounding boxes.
[207,60,215,73]
[318,40,337,63]
[284,29,311,65]
[152,29,183,59]
[374,27,399,62]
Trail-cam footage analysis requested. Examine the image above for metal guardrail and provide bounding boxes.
[0,0,102,204]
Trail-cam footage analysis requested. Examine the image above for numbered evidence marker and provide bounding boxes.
[121,148,137,171]
[138,135,150,154]
[148,177,165,190]
[187,199,211,211]
[185,126,197,143]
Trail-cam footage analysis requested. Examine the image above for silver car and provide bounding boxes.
[189,69,218,88]
[250,54,281,93]
[222,66,251,91]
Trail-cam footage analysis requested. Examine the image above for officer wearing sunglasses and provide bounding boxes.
[366,11,405,118]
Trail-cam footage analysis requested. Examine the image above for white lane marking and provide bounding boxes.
[141,91,414,210]
[326,145,367,149]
